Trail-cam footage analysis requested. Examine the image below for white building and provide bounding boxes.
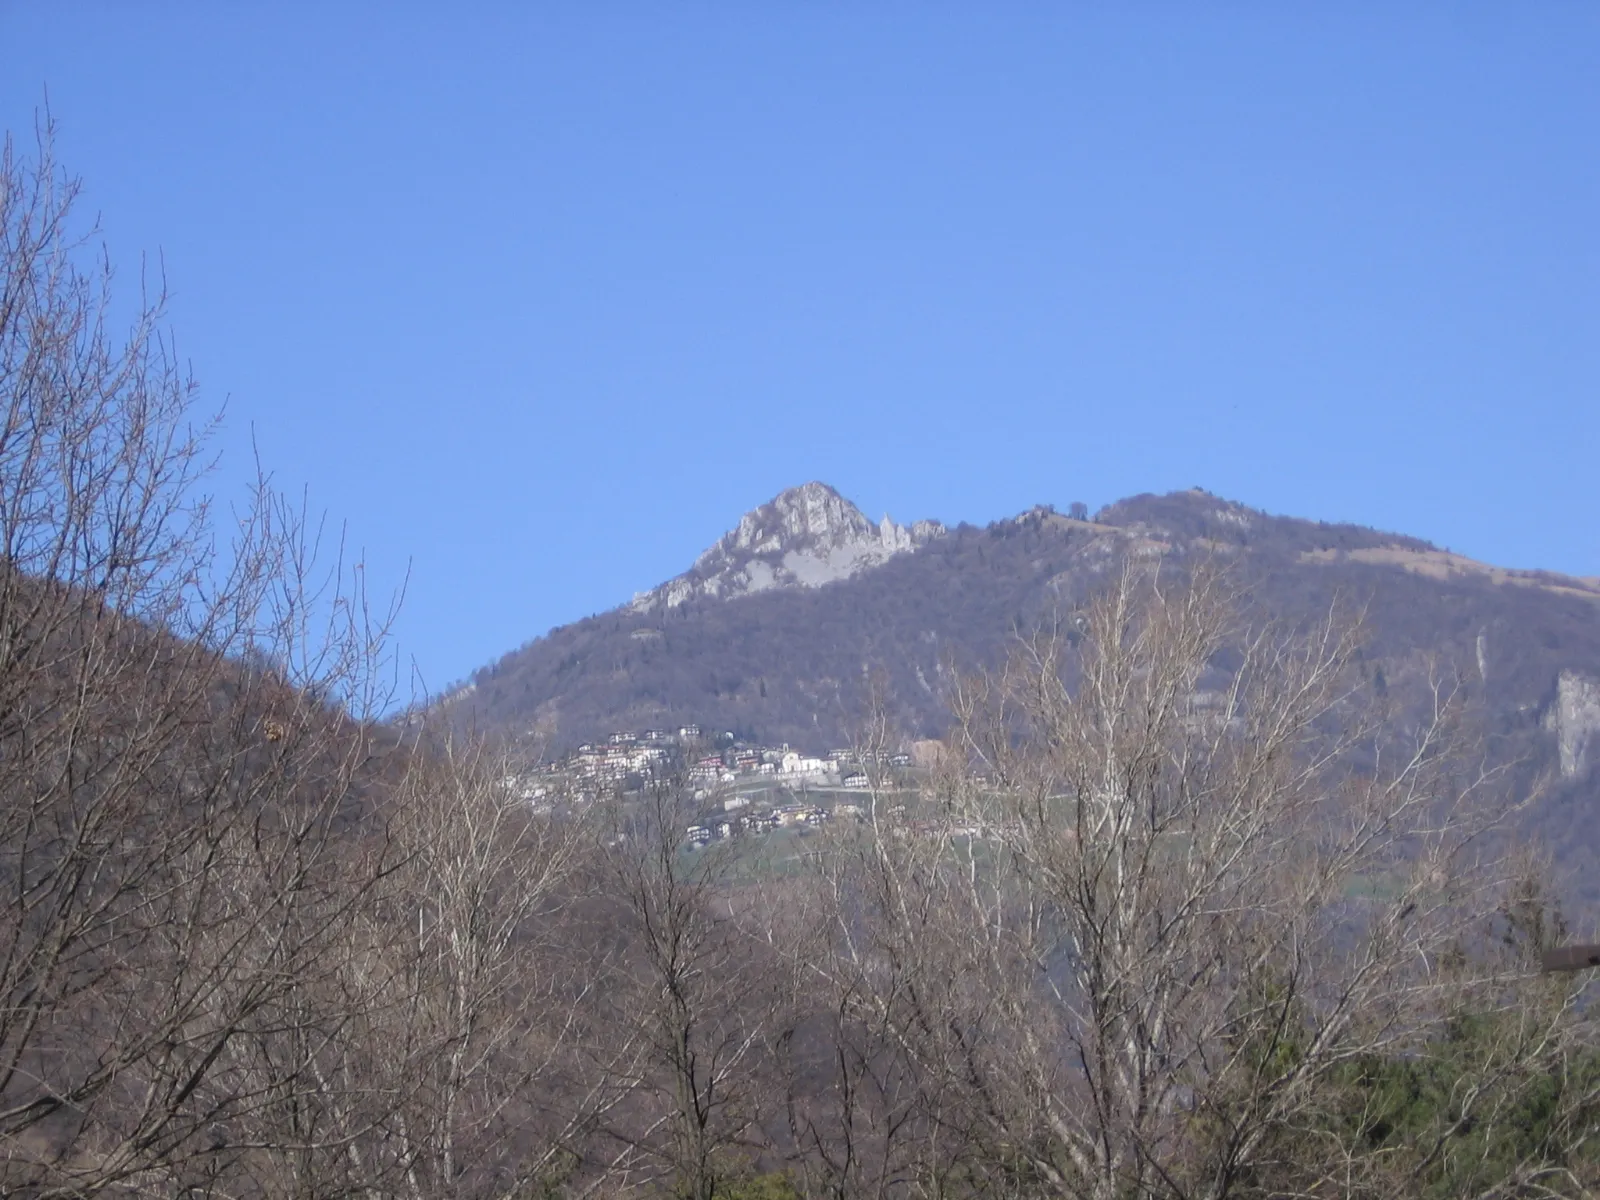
[781,751,829,776]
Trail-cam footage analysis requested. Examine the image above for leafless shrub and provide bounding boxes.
[805,558,1543,1200]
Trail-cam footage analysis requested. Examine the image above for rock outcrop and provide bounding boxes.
[631,482,943,611]
[1547,669,1600,779]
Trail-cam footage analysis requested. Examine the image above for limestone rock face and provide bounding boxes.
[1547,670,1600,780]
[632,482,943,611]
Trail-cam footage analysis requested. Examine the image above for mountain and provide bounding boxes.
[449,484,1600,907]
[453,484,1600,753]
[630,482,944,611]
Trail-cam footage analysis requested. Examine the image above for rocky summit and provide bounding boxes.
[630,481,944,611]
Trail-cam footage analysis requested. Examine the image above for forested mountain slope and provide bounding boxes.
[457,488,1596,754]
[452,485,1600,903]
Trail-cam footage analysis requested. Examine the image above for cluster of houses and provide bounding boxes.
[686,802,835,847]
[689,749,840,785]
[520,725,921,844]
[548,725,913,793]
[564,727,695,784]
[507,726,1039,852]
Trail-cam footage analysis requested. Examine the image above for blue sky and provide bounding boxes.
[4,4,1597,694]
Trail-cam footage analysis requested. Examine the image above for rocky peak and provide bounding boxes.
[633,482,944,611]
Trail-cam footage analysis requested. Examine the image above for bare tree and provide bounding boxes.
[367,731,602,1197]
[796,806,999,1200]
[0,119,403,1195]
[587,766,793,1200]
[786,689,997,1200]
[817,559,1526,1200]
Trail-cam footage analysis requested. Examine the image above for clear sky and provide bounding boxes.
[3,4,1596,694]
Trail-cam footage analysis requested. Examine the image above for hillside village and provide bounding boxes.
[516,724,917,846]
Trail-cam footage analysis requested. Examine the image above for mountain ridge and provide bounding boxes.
[452,483,1600,747]
[447,481,1600,909]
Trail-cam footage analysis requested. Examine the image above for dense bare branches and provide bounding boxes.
[586,770,796,1200]
[799,559,1583,1200]
[0,119,404,1195]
